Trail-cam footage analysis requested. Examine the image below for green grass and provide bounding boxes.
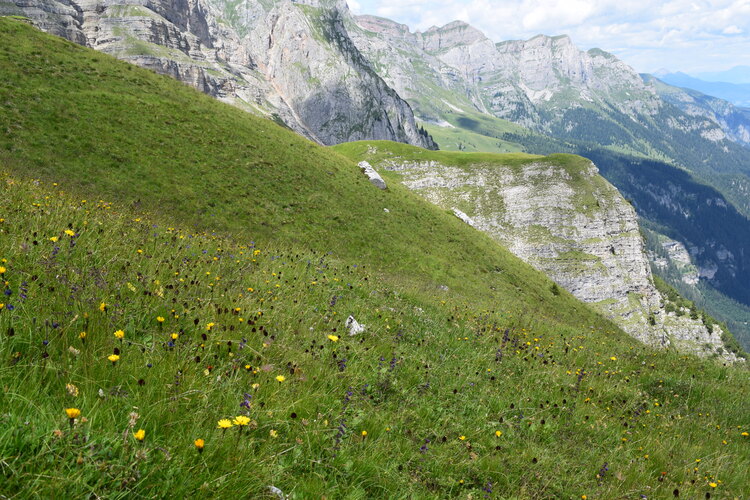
[1,18,750,498]
[332,140,610,213]
[423,122,525,154]
[332,139,545,167]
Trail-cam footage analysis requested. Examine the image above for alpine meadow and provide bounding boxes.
[1,4,750,500]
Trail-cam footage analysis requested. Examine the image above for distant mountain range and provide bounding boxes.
[654,70,750,107]
[695,65,750,84]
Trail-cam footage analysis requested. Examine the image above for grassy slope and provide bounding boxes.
[423,111,528,154]
[332,140,606,207]
[1,18,749,498]
[0,18,588,327]
[332,140,545,167]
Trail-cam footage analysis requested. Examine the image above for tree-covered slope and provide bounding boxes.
[1,18,750,499]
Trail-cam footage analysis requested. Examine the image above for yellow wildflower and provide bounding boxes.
[99,302,107,312]
[157,316,165,323]
[49,237,58,242]
[133,429,145,441]
[79,331,86,339]
[276,375,286,383]
[269,429,278,438]
[327,334,339,342]
[709,483,717,488]
[459,435,466,441]
[194,438,205,452]
[233,416,251,427]
[64,229,75,237]
[65,408,81,419]
[217,419,233,429]
[171,333,179,340]
[107,354,120,363]
[495,430,502,437]
[114,330,124,339]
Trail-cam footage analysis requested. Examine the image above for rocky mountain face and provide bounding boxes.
[0,0,435,148]
[352,16,750,203]
[347,16,470,125]
[353,145,740,361]
[352,16,748,159]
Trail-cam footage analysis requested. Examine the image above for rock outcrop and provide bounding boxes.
[358,161,386,189]
[0,0,435,148]
[357,145,741,362]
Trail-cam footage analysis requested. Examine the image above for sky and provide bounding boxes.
[347,0,750,75]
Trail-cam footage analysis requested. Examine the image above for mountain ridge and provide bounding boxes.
[656,71,750,107]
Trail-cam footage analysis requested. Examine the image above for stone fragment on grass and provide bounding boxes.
[346,315,366,336]
[358,161,387,189]
[268,486,287,499]
[452,208,476,227]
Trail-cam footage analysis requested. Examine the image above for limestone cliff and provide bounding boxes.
[0,0,435,148]
[351,16,731,143]
[348,144,741,362]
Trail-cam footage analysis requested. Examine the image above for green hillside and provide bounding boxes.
[0,17,585,324]
[1,18,750,499]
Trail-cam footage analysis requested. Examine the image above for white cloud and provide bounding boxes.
[723,25,743,34]
[351,0,750,73]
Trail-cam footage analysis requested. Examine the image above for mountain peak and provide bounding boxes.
[418,20,489,53]
[529,33,572,43]
[355,14,413,38]
[424,20,472,32]
[291,0,349,10]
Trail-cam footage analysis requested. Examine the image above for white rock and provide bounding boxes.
[346,315,366,336]
[268,486,287,500]
[358,161,387,190]
[452,208,475,227]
